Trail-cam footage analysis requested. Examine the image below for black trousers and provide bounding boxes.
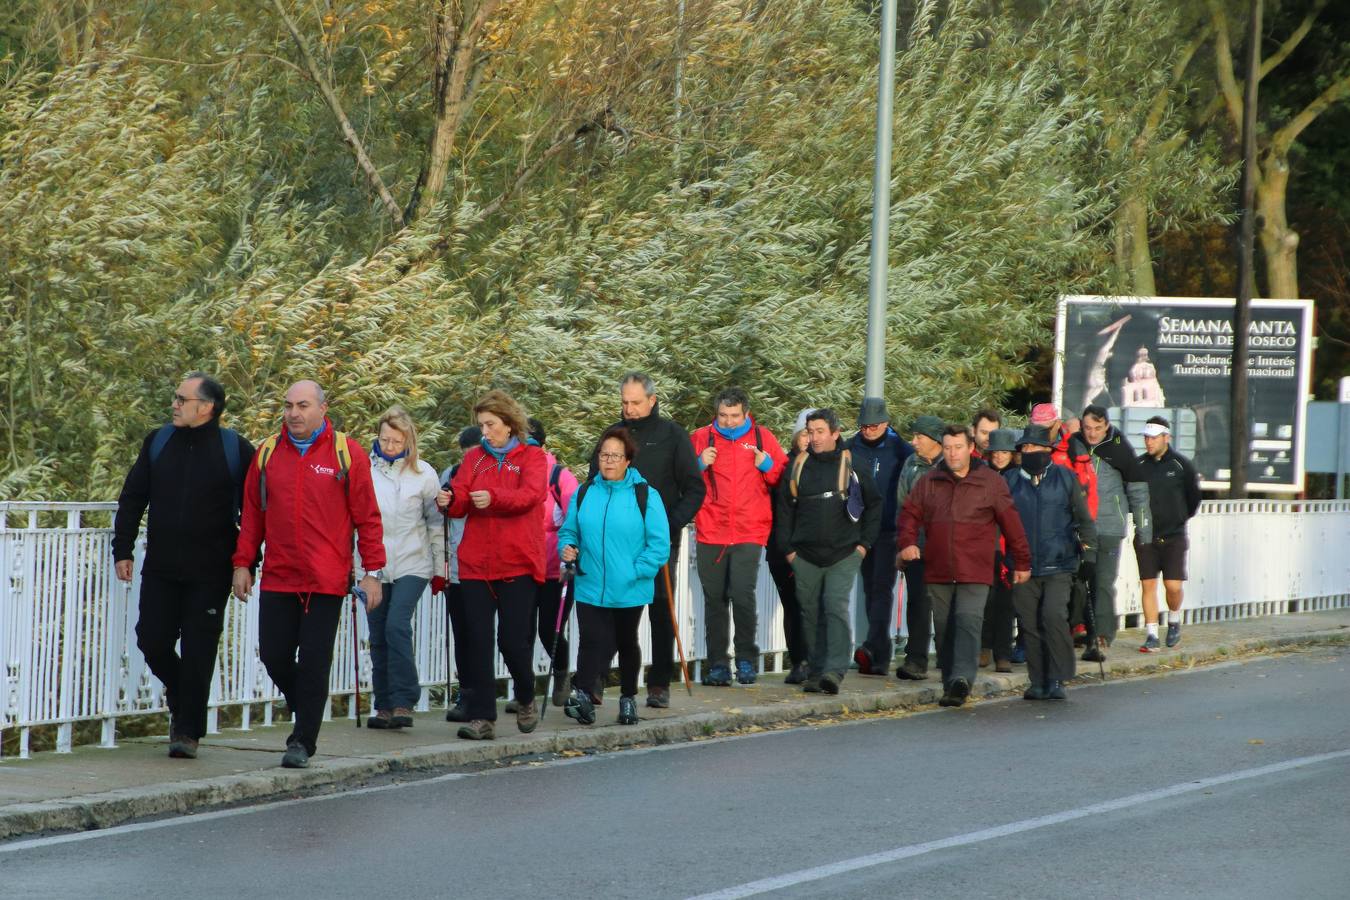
[982,576,1015,662]
[575,603,646,698]
[458,578,538,721]
[136,573,230,740]
[258,591,344,756]
[1013,573,1076,685]
[446,582,473,708]
[860,531,900,664]
[645,534,684,688]
[766,546,808,665]
[535,578,573,674]
[901,559,930,671]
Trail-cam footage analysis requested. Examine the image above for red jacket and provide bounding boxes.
[896,459,1031,585]
[690,417,787,546]
[1052,431,1098,518]
[446,441,547,583]
[233,420,385,596]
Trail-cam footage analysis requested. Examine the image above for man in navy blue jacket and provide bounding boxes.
[847,397,913,675]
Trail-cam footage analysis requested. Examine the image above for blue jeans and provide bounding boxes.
[367,575,427,710]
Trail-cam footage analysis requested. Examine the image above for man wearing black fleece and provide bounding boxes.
[114,373,255,759]
[587,372,706,708]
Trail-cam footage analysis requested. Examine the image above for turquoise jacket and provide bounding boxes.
[557,467,670,608]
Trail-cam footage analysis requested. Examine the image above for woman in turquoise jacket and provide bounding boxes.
[559,425,670,726]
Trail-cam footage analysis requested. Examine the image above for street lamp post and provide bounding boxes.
[864,0,898,399]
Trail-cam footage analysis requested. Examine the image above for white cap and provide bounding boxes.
[1141,422,1170,437]
[793,408,815,435]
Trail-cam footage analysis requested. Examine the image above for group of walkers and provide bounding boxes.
[114,371,1201,768]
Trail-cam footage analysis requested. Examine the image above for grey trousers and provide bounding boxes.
[698,542,763,668]
[1013,573,1075,684]
[928,582,988,689]
[792,552,863,678]
[1089,537,1123,645]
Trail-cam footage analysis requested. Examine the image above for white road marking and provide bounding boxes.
[687,748,1350,900]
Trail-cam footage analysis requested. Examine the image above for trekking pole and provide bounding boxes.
[351,581,366,727]
[540,563,575,724]
[662,563,694,697]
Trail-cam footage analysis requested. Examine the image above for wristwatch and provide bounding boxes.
[365,569,384,581]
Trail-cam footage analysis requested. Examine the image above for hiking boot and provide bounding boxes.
[1072,624,1088,647]
[1139,634,1161,653]
[995,659,1013,673]
[1023,683,1048,701]
[1046,680,1067,700]
[168,735,198,759]
[735,660,757,685]
[978,649,992,669]
[281,740,310,769]
[391,707,414,728]
[457,719,495,740]
[618,695,639,725]
[1165,622,1182,648]
[445,700,469,723]
[516,699,539,734]
[1010,642,1027,664]
[853,647,875,675]
[802,676,823,693]
[564,688,596,725]
[646,686,670,709]
[939,678,970,707]
[1082,636,1108,662]
[784,662,809,685]
[367,709,396,729]
[820,673,841,695]
[505,698,520,714]
[552,672,571,707]
[703,664,732,687]
[895,660,928,681]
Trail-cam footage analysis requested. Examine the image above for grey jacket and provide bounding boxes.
[1077,428,1152,542]
[895,451,938,547]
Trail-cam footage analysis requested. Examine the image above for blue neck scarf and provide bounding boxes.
[286,420,327,457]
[714,419,753,441]
[372,439,407,464]
[482,436,520,466]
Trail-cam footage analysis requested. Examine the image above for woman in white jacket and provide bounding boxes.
[363,407,445,729]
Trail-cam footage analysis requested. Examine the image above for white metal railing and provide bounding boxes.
[3,500,1349,759]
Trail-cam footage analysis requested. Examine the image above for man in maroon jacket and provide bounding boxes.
[232,380,385,768]
[897,425,1030,707]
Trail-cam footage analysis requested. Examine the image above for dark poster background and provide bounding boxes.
[1055,296,1314,492]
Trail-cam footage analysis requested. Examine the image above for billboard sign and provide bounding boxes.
[1053,295,1315,493]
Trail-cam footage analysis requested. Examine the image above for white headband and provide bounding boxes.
[1141,422,1170,437]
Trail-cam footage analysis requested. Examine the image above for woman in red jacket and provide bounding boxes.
[436,390,547,740]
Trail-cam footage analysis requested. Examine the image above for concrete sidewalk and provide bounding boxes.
[3,609,1347,840]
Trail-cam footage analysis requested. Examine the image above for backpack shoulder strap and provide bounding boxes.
[549,463,563,506]
[333,432,351,483]
[635,482,649,519]
[220,429,243,524]
[755,424,763,450]
[789,452,808,499]
[255,434,280,511]
[148,424,176,466]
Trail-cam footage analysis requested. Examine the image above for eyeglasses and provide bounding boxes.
[598,452,626,462]
[172,394,206,406]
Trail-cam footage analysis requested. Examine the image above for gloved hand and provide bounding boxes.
[431,575,447,595]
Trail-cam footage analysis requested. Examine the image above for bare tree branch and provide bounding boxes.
[1259,0,1327,82]
[1206,0,1244,134]
[269,0,405,228]
[1271,69,1350,156]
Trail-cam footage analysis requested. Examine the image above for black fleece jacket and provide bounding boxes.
[773,441,882,567]
[113,420,255,583]
[587,401,706,532]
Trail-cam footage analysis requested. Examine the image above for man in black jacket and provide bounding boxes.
[588,372,706,707]
[1135,416,1201,653]
[113,373,255,759]
[774,409,882,694]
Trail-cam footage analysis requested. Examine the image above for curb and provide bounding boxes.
[3,628,1346,841]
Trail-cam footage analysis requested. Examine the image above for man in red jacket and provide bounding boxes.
[232,380,385,768]
[897,425,1030,707]
[691,388,787,686]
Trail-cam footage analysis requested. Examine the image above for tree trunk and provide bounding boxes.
[1114,196,1156,296]
[1255,155,1299,298]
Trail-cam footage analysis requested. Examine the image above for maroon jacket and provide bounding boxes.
[896,459,1030,585]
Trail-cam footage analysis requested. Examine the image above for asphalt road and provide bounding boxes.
[4,648,1347,899]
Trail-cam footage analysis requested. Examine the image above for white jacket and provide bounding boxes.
[360,454,446,582]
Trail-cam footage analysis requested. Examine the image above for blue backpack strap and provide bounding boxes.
[148,423,176,466]
[220,429,243,524]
